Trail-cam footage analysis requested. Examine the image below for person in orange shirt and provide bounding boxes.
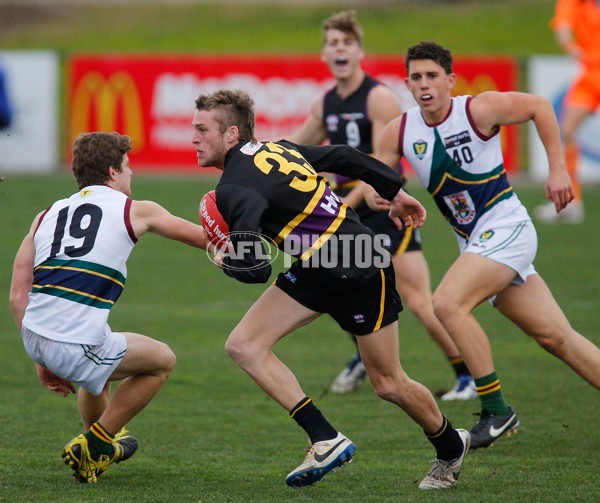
[535,0,600,224]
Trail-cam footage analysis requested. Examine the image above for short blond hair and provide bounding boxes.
[322,10,363,47]
[194,89,257,143]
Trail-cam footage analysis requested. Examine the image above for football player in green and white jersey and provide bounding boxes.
[366,41,600,450]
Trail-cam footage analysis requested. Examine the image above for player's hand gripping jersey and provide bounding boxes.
[215,141,404,284]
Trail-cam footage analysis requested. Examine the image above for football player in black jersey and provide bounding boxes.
[290,10,475,400]
[191,89,470,490]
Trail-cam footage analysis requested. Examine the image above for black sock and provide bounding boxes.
[424,416,463,461]
[289,397,338,444]
[449,357,470,377]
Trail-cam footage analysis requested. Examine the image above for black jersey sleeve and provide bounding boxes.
[289,143,404,200]
[215,183,272,284]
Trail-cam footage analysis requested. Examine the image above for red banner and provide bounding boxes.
[67,54,518,172]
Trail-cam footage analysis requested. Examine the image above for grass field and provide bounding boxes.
[0,0,560,56]
[1,174,599,502]
[1,0,599,501]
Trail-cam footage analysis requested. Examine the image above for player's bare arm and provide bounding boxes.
[471,91,574,210]
[9,213,41,331]
[389,189,427,230]
[339,182,366,209]
[340,86,402,209]
[470,91,554,134]
[287,92,327,145]
[367,85,403,146]
[8,212,76,397]
[364,116,403,211]
[130,200,211,249]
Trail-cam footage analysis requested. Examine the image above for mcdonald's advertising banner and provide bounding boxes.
[67,54,518,173]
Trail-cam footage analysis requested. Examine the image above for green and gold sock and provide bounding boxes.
[474,372,509,416]
[84,422,115,460]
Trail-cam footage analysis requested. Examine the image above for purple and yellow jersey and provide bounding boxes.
[216,140,404,283]
[271,179,347,261]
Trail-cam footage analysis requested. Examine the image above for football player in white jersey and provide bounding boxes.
[10,132,212,483]
[365,41,600,450]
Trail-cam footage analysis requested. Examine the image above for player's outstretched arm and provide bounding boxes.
[130,200,211,249]
[287,92,327,146]
[471,91,574,212]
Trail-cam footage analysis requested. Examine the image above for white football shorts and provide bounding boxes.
[462,218,537,285]
[458,196,538,286]
[22,325,127,396]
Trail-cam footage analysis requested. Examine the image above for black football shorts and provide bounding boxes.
[274,261,403,335]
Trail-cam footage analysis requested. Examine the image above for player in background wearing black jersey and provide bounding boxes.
[289,10,475,400]
[192,89,470,490]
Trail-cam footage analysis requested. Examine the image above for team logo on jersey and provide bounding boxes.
[326,114,339,132]
[444,130,471,149]
[283,271,297,283]
[353,313,365,323]
[412,140,427,160]
[443,190,476,225]
[80,189,94,198]
[479,230,495,241]
[241,142,263,155]
[341,112,364,122]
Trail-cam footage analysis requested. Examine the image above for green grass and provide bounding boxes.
[0,0,560,56]
[1,174,599,502]
[1,1,598,500]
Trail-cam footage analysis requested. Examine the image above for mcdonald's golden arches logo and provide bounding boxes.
[453,74,498,97]
[70,71,144,148]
